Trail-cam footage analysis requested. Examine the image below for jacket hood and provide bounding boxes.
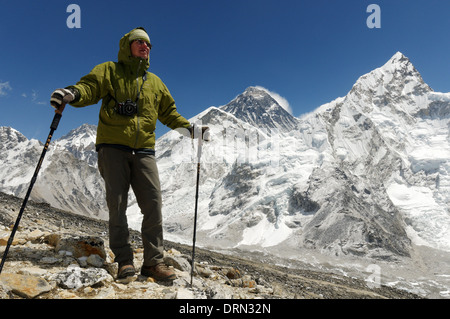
[118,27,150,71]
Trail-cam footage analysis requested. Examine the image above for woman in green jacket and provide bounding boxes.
[50,27,192,281]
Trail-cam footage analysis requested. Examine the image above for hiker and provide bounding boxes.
[50,27,206,281]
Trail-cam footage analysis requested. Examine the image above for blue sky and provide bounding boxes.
[1,0,449,142]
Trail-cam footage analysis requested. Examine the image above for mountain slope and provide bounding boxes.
[0,126,107,220]
[54,124,98,167]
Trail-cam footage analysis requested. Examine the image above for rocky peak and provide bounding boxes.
[220,87,298,132]
[347,52,432,114]
[0,126,31,150]
[386,51,410,65]
[58,123,97,142]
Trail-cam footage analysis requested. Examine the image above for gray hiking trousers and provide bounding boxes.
[98,146,164,267]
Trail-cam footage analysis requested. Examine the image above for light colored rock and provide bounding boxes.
[164,255,191,272]
[92,286,116,299]
[176,287,195,299]
[0,273,52,299]
[18,266,47,277]
[26,229,47,242]
[53,265,113,290]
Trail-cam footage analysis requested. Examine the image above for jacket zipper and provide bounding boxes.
[134,60,142,149]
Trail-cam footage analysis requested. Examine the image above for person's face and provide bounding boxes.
[130,39,151,59]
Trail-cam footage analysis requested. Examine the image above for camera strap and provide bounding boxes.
[135,72,147,103]
[109,72,148,105]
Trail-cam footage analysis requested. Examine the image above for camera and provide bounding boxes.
[116,99,138,116]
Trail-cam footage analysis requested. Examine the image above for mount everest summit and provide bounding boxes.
[1,52,449,267]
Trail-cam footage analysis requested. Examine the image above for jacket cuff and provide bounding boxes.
[65,86,81,104]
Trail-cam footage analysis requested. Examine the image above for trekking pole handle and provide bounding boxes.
[50,95,71,130]
[50,113,62,131]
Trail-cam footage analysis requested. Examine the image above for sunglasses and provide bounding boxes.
[133,39,152,50]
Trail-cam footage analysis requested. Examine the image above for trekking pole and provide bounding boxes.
[0,97,70,275]
[190,125,210,286]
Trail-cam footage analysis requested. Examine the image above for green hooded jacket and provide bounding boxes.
[68,27,191,152]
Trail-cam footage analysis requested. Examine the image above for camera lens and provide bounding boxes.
[123,103,135,115]
[117,99,137,116]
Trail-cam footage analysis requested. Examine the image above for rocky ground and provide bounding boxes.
[0,192,421,300]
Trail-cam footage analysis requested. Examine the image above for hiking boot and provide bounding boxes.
[141,263,176,281]
[117,261,136,279]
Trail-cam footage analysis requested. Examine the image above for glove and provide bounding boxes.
[187,125,210,141]
[202,126,211,141]
[50,88,77,109]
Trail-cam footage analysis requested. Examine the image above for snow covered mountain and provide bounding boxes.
[55,124,98,167]
[156,52,450,261]
[1,52,449,265]
[221,86,298,132]
[0,125,107,220]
